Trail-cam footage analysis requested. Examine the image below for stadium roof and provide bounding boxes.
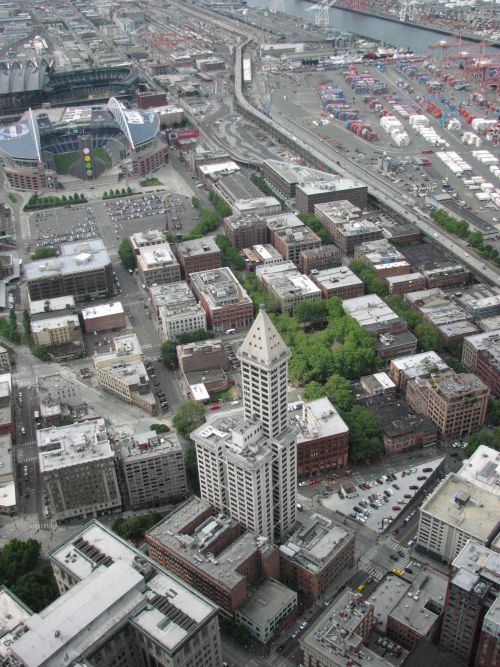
[107,97,160,150]
[0,109,41,161]
[0,58,52,94]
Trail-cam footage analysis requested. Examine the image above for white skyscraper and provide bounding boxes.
[192,306,297,542]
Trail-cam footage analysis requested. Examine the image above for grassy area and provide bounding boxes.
[210,386,236,402]
[53,151,80,175]
[140,177,162,187]
[7,193,17,204]
[53,148,111,174]
[94,147,112,168]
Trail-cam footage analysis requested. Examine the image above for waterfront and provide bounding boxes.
[248,0,498,54]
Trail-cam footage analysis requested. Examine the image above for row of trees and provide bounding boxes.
[432,210,500,268]
[0,539,58,612]
[249,173,285,208]
[160,329,213,369]
[238,272,281,314]
[103,187,133,200]
[349,259,388,298]
[0,310,21,344]
[215,233,244,271]
[208,191,232,218]
[187,207,220,240]
[25,192,86,211]
[298,212,333,245]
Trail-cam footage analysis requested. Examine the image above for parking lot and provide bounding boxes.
[29,204,98,249]
[323,457,445,533]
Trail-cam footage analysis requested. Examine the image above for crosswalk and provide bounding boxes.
[358,544,385,582]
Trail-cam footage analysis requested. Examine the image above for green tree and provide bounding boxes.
[208,191,232,217]
[302,374,353,414]
[0,539,41,587]
[349,260,388,298]
[177,329,213,345]
[468,230,484,249]
[118,238,136,271]
[31,247,58,260]
[112,513,162,544]
[414,322,442,351]
[22,309,31,338]
[184,446,199,493]
[11,569,58,613]
[160,340,178,369]
[344,406,384,463]
[191,196,200,208]
[32,345,49,361]
[464,427,500,457]
[172,401,205,439]
[150,423,169,434]
[215,234,244,270]
[295,299,328,324]
[298,211,333,244]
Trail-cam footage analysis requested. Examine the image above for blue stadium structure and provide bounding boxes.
[0,98,168,191]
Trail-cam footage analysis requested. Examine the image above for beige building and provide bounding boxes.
[116,430,188,508]
[256,262,322,314]
[137,242,181,287]
[0,520,222,667]
[406,370,490,440]
[31,314,83,350]
[0,346,10,373]
[94,334,157,415]
[37,419,122,523]
[150,281,207,341]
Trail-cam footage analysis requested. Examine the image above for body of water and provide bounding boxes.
[248,0,498,54]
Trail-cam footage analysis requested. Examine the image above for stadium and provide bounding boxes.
[0,98,168,191]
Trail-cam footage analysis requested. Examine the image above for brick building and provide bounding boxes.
[176,236,221,279]
[271,225,321,265]
[406,370,489,441]
[293,397,349,477]
[146,497,279,618]
[421,262,471,289]
[314,201,381,255]
[310,266,364,300]
[80,302,126,334]
[279,514,355,601]
[177,338,231,394]
[190,267,253,333]
[256,263,322,314]
[385,272,426,295]
[461,329,500,396]
[26,240,113,302]
[299,245,341,274]
[354,239,411,278]
[223,214,269,250]
[389,351,450,390]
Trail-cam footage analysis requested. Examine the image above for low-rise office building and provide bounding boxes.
[406,370,489,440]
[1,520,222,667]
[389,351,449,390]
[0,434,16,515]
[461,329,500,396]
[314,201,381,255]
[251,243,284,266]
[30,314,84,360]
[146,496,280,618]
[385,272,426,295]
[190,267,253,333]
[223,213,269,249]
[257,263,322,314]
[94,334,157,415]
[367,570,447,650]
[28,295,76,318]
[292,397,349,477]
[81,302,126,333]
[310,266,364,300]
[280,514,355,601]
[136,242,181,287]
[300,245,341,274]
[231,196,281,217]
[26,239,113,302]
[272,224,322,265]
[421,262,471,289]
[36,372,97,428]
[342,294,410,336]
[37,419,122,523]
[176,237,221,279]
[455,286,500,321]
[416,473,499,563]
[149,282,207,340]
[130,229,165,254]
[354,239,411,278]
[177,338,231,394]
[235,578,298,643]
[116,429,188,508]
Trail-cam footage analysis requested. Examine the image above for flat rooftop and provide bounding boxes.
[138,243,178,269]
[463,329,500,369]
[236,578,296,628]
[265,271,322,299]
[130,229,164,246]
[342,295,404,331]
[177,236,219,257]
[312,266,363,291]
[452,540,500,588]
[314,199,362,221]
[265,212,304,232]
[119,430,182,463]
[26,240,110,281]
[190,267,252,309]
[457,445,500,498]
[390,351,449,377]
[232,196,280,213]
[37,419,113,473]
[0,587,31,638]
[31,313,80,333]
[294,397,349,442]
[81,302,124,320]
[386,272,425,285]
[29,295,76,316]
[420,473,500,543]
[253,243,283,262]
[280,514,352,573]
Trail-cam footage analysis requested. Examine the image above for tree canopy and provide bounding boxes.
[184,446,199,493]
[215,233,244,270]
[344,406,384,463]
[118,238,136,271]
[349,259,388,298]
[302,374,353,413]
[30,247,58,260]
[112,512,163,544]
[464,427,500,458]
[172,400,205,439]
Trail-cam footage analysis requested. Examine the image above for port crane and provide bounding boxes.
[306,0,337,27]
